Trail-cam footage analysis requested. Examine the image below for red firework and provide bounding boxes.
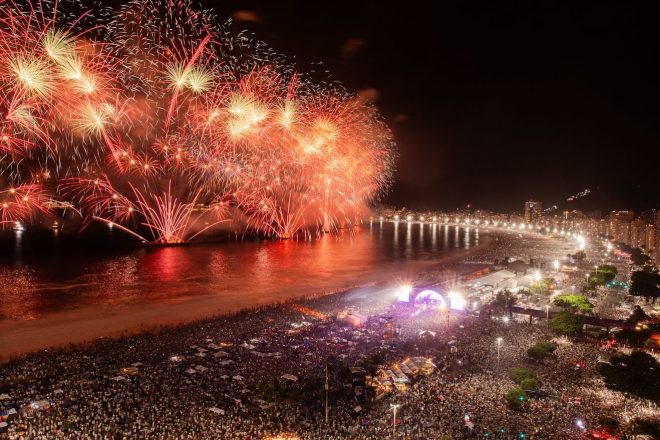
[1,0,395,242]
[0,183,51,227]
[59,175,228,244]
[219,69,394,238]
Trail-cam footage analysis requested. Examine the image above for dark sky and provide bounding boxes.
[113,0,660,213]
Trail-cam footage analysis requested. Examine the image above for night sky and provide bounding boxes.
[112,0,660,213]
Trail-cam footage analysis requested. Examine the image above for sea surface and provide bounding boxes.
[0,222,485,322]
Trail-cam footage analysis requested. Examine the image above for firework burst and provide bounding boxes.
[0,183,51,227]
[1,0,395,242]
[59,174,228,243]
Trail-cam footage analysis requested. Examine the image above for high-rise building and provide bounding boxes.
[645,223,655,253]
[524,200,542,223]
[655,212,660,261]
[607,211,634,243]
[631,219,647,248]
[585,218,606,237]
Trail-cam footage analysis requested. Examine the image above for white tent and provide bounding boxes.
[185,369,197,375]
[209,407,225,415]
[281,374,298,382]
[194,365,208,372]
[232,375,244,381]
[0,394,9,400]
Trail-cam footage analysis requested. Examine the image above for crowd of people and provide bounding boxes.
[1,233,657,439]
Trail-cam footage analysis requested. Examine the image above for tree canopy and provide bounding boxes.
[529,278,554,295]
[626,305,649,324]
[629,269,660,302]
[549,312,583,335]
[618,244,652,266]
[508,367,536,383]
[527,341,558,361]
[598,351,660,401]
[553,294,594,313]
[568,251,586,262]
[493,290,517,313]
[520,377,540,391]
[505,387,527,408]
[630,248,651,266]
[614,328,651,348]
[588,265,617,288]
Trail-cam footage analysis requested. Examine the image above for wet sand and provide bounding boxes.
[0,234,492,361]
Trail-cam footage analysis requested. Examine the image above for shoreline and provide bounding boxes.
[3,230,637,440]
[0,233,493,362]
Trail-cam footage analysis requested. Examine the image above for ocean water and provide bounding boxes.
[0,222,481,321]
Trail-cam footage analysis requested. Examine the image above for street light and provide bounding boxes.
[496,337,503,370]
[390,403,401,437]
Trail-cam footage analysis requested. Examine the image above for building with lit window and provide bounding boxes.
[524,200,542,223]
